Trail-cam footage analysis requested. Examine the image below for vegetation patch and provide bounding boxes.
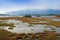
[0,23,15,27]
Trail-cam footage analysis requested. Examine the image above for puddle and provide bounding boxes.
[0,19,60,34]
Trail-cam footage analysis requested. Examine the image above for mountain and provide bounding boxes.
[6,9,60,16]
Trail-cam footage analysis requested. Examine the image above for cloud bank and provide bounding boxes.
[0,0,60,14]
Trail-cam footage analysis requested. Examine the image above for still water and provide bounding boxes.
[3,22,60,34]
[0,16,60,34]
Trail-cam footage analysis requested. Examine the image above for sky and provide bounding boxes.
[0,0,60,14]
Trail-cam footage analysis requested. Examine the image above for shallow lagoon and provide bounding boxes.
[0,16,60,34]
[2,21,60,34]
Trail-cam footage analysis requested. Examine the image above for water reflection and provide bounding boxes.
[1,23,59,34]
[0,17,60,34]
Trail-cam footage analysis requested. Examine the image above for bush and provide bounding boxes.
[24,15,31,17]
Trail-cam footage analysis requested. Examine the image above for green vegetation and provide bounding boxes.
[8,27,13,29]
[24,15,32,17]
[43,30,50,33]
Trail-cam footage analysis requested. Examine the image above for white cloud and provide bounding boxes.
[0,0,60,14]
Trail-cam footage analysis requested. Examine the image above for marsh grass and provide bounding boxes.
[0,23,15,27]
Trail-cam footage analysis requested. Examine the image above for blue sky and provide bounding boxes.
[0,0,60,14]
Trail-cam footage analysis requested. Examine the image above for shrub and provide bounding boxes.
[24,15,32,17]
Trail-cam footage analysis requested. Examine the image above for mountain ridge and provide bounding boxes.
[5,9,60,16]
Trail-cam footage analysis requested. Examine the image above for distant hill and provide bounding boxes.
[0,14,9,16]
[6,9,60,16]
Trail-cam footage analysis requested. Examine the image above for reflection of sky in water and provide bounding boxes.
[4,24,51,34]
[0,17,60,34]
[3,20,59,34]
[52,18,60,21]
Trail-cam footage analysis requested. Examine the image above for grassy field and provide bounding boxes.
[0,29,59,40]
[0,17,60,27]
[0,16,60,40]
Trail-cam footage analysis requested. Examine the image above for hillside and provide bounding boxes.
[6,9,60,16]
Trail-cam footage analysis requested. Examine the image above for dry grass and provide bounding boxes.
[0,17,60,27]
[0,23,15,27]
[0,30,58,40]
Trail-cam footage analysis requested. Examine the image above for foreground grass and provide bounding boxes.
[0,30,13,40]
[0,17,60,27]
[0,29,58,40]
[0,23,15,27]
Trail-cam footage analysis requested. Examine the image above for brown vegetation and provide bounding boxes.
[0,23,15,27]
[0,16,60,40]
[0,30,60,40]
